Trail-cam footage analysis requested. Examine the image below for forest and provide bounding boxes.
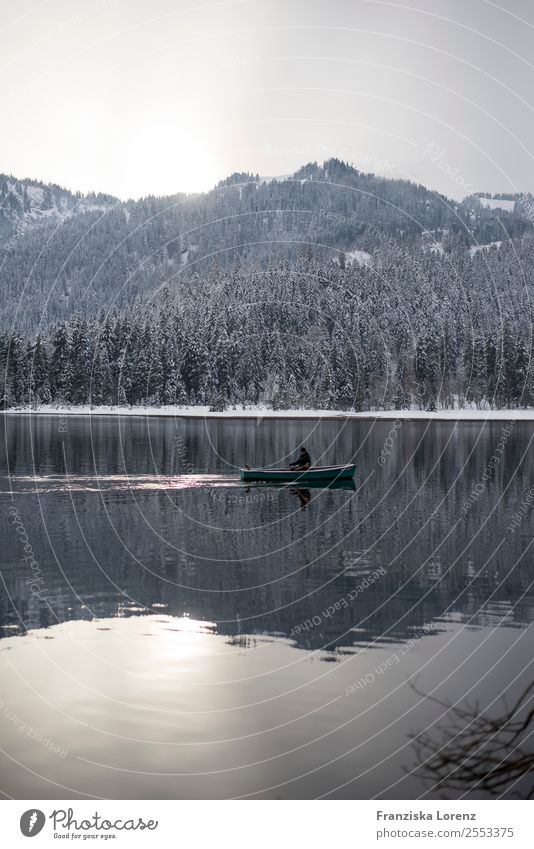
[1,159,532,331]
[2,237,534,411]
[2,160,534,411]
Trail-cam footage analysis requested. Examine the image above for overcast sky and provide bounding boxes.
[1,0,533,199]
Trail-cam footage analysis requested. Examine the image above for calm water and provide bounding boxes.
[1,413,534,799]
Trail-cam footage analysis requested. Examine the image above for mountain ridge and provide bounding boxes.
[1,158,533,331]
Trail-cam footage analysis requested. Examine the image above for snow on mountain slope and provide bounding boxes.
[478,197,515,212]
[345,250,372,267]
[0,175,116,243]
[1,160,532,331]
[469,240,502,256]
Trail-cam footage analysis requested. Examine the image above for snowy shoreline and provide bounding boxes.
[2,404,534,421]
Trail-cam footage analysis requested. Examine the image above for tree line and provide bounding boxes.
[2,159,532,333]
[1,252,533,411]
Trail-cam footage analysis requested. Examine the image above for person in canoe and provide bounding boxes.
[289,446,311,471]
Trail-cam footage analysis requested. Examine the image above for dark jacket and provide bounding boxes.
[290,449,311,469]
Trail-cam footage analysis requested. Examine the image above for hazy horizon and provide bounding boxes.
[0,158,501,204]
[2,0,534,200]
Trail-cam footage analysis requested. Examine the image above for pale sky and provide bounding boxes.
[1,0,533,199]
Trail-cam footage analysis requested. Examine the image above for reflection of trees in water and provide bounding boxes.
[3,416,534,647]
[411,680,534,798]
[2,474,534,645]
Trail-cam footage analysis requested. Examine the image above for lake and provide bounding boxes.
[1,413,533,799]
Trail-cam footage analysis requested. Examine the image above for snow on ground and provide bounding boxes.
[469,240,502,256]
[4,404,534,421]
[25,185,44,205]
[424,242,444,255]
[478,197,515,212]
[333,250,373,268]
[345,250,372,267]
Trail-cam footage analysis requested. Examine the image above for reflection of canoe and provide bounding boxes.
[240,464,356,483]
[242,479,356,492]
[293,479,356,491]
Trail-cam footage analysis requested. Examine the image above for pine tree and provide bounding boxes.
[504,324,518,406]
[130,326,152,404]
[211,318,232,403]
[50,323,72,401]
[93,337,113,404]
[159,325,178,405]
[27,336,50,405]
[69,318,92,403]
[0,333,13,408]
[8,334,28,405]
[146,326,164,404]
[415,332,440,408]
[514,338,530,407]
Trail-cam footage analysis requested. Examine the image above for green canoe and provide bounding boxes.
[239,464,356,483]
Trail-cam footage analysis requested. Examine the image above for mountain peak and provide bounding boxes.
[0,174,117,242]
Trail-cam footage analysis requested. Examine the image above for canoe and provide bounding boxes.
[239,464,356,483]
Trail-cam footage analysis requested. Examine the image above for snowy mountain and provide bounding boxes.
[478,197,515,212]
[0,174,116,243]
[2,160,534,412]
[1,159,533,331]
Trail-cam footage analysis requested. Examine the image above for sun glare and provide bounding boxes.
[128,112,223,197]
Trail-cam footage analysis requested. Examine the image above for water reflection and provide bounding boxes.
[411,676,534,799]
[291,488,311,510]
[2,415,534,648]
[1,414,534,799]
